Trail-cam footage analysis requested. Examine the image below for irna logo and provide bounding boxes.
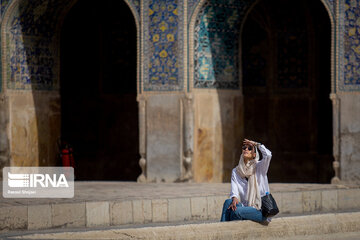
[8,172,69,188]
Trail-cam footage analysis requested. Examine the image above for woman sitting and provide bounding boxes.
[220,139,272,224]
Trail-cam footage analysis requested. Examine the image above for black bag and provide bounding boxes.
[261,193,279,218]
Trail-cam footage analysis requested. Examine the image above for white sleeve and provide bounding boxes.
[257,144,272,175]
[230,169,240,200]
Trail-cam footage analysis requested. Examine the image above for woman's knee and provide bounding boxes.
[226,198,233,204]
[230,207,243,220]
[223,198,232,206]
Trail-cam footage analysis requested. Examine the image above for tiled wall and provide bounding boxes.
[0,0,358,93]
[193,0,253,89]
[341,0,360,90]
[142,0,183,91]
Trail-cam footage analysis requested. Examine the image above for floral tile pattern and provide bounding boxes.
[143,0,183,91]
[343,0,360,86]
[194,0,253,89]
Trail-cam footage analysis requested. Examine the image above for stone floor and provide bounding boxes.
[0,182,357,207]
[2,212,360,240]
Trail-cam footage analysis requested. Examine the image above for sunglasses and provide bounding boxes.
[242,145,253,151]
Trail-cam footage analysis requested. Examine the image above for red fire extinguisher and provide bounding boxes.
[62,147,70,167]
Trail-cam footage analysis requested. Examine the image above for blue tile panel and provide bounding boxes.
[194,0,254,89]
[343,0,360,86]
[5,0,72,90]
[143,0,183,91]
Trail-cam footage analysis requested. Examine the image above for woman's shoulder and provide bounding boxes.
[231,167,240,178]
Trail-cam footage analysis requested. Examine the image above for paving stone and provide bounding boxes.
[10,212,360,240]
[0,206,27,231]
[28,205,51,230]
[51,203,85,228]
[86,202,110,227]
[190,197,208,220]
[152,199,168,222]
[168,198,191,222]
[207,195,227,220]
[303,191,321,213]
[321,190,338,212]
[132,199,152,224]
[110,201,133,225]
[338,189,360,210]
[281,192,303,214]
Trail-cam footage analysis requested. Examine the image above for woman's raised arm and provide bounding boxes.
[257,144,272,174]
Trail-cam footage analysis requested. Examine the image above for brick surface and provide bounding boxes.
[152,199,168,222]
[86,202,110,227]
[191,197,208,220]
[321,190,338,212]
[0,206,27,231]
[132,199,152,224]
[28,205,51,230]
[168,198,191,222]
[110,201,133,225]
[207,195,227,220]
[303,191,321,213]
[338,189,360,210]
[281,192,303,214]
[51,203,85,228]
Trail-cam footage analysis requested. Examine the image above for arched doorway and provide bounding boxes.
[242,0,333,182]
[60,0,140,180]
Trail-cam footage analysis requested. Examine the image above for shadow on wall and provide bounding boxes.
[5,0,140,180]
[5,0,73,167]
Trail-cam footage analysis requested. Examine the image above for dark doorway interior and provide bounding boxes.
[60,0,140,180]
[242,0,333,182]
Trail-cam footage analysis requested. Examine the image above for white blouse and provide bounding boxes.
[229,144,272,207]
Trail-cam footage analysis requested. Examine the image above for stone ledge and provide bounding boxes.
[1,186,360,232]
[4,212,360,239]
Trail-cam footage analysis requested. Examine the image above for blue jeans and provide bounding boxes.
[220,199,266,222]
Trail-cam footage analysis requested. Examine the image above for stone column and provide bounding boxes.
[182,94,194,181]
[330,93,341,184]
[137,96,147,183]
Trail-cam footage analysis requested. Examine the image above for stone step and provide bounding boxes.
[0,182,360,232]
[2,212,360,239]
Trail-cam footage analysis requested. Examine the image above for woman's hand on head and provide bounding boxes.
[243,139,256,146]
[228,197,239,211]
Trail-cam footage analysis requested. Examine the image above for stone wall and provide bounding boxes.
[7,93,60,167]
[339,94,360,183]
[193,91,243,182]
[145,94,183,182]
[0,0,360,184]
